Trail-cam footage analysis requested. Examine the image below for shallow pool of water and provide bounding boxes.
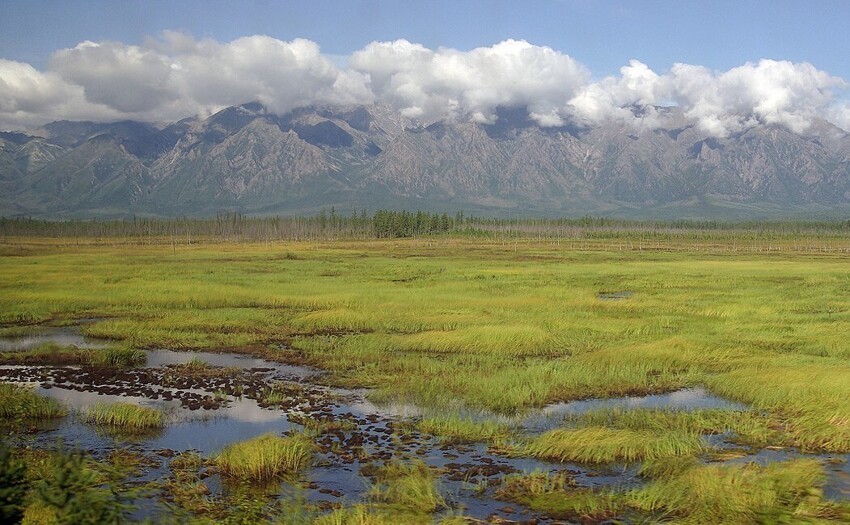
[0,326,108,351]
[523,387,750,432]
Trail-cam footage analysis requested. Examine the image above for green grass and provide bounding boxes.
[367,460,446,513]
[84,402,165,431]
[214,433,314,481]
[418,414,511,443]
[0,383,66,420]
[524,426,706,464]
[573,408,787,448]
[628,459,848,524]
[2,234,850,520]
[497,460,850,524]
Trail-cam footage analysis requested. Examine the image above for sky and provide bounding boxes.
[2,0,850,134]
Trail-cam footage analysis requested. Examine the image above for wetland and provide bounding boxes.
[1,228,850,523]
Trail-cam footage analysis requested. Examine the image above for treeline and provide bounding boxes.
[1,211,849,244]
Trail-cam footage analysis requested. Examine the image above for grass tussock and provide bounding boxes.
[525,426,705,464]
[314,504,416,525]
[573,407,786,448]
[367,460,446,513]
[0,383,66,420]
[214,433,314,481]
[628,459,843,524]
[495,471,620,523]
[84,402,165,431]
[418,415,510,443]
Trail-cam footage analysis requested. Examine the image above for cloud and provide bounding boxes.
[569,59,665,125]
[667,59,846,136]
[0,33,372,129]
[350,39,589,126]
[0,35,848,136]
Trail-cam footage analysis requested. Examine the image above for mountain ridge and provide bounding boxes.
[2,103,849,219]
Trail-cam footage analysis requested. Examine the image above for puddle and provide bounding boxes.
[597,290,634,300]
[143,349,320,379]
[524,387,750,432]
[0,326,108,351]
[720,447,850,501]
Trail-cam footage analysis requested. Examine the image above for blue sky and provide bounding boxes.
[1,0,849,132]
[3,0,850,79]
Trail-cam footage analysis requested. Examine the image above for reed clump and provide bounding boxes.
[367,460,446,513]
[214,433,314,481]
[84,402,165,431]
[525,426,705,464]
[0,384,66,420]
[418,415,510,443]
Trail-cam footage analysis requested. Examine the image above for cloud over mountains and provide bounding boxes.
[1,33,848,135]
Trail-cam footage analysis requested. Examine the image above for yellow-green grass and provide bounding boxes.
[1,236,849,459]
[498,460,850,524]
[314,504,426,525]
[628,459,848,524]
[84,402,165,431]
[0,343,146,367]
[418,414,511,443]
[214,433,314,481]
[0,383,66,420]
[367,460,446,513]
[573,408,787,448]
[524,426,706,464]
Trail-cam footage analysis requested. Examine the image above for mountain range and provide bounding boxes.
[2,102,850,219]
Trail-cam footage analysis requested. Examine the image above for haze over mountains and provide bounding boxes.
[2,101,850,219]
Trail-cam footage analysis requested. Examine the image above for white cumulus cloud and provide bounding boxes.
[666,59,845,136]
[350,39,589,126]
[0,35,849,136]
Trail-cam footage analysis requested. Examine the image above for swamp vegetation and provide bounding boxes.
[1,222,849,523]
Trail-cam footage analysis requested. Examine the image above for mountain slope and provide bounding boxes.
[2,103,849,218]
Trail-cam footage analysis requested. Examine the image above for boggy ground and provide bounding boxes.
[1,235,850,523]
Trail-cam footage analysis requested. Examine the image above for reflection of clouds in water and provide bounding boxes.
[527,387,749,433]
[0,329,107,351]
[37,387,160,410]
[37,385,290,426]
[341,389,423,418]
[143,349,318,378]
[347,399,422,418]
[222,398,288,424]
[542,387,746,417]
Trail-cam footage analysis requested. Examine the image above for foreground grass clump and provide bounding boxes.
[418,414,511,443]
[497,479,621,524]
[525,426,705,464]
[84,402,165,431]
[498,459,850,524]
[0,384,66,421]
[367,460,446,513]
[314,504,410,525]
[19,447,137,525]
[0,343,146,367]
[629,459,849,524]
[215,433,314,481]
[574,408,786,448]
